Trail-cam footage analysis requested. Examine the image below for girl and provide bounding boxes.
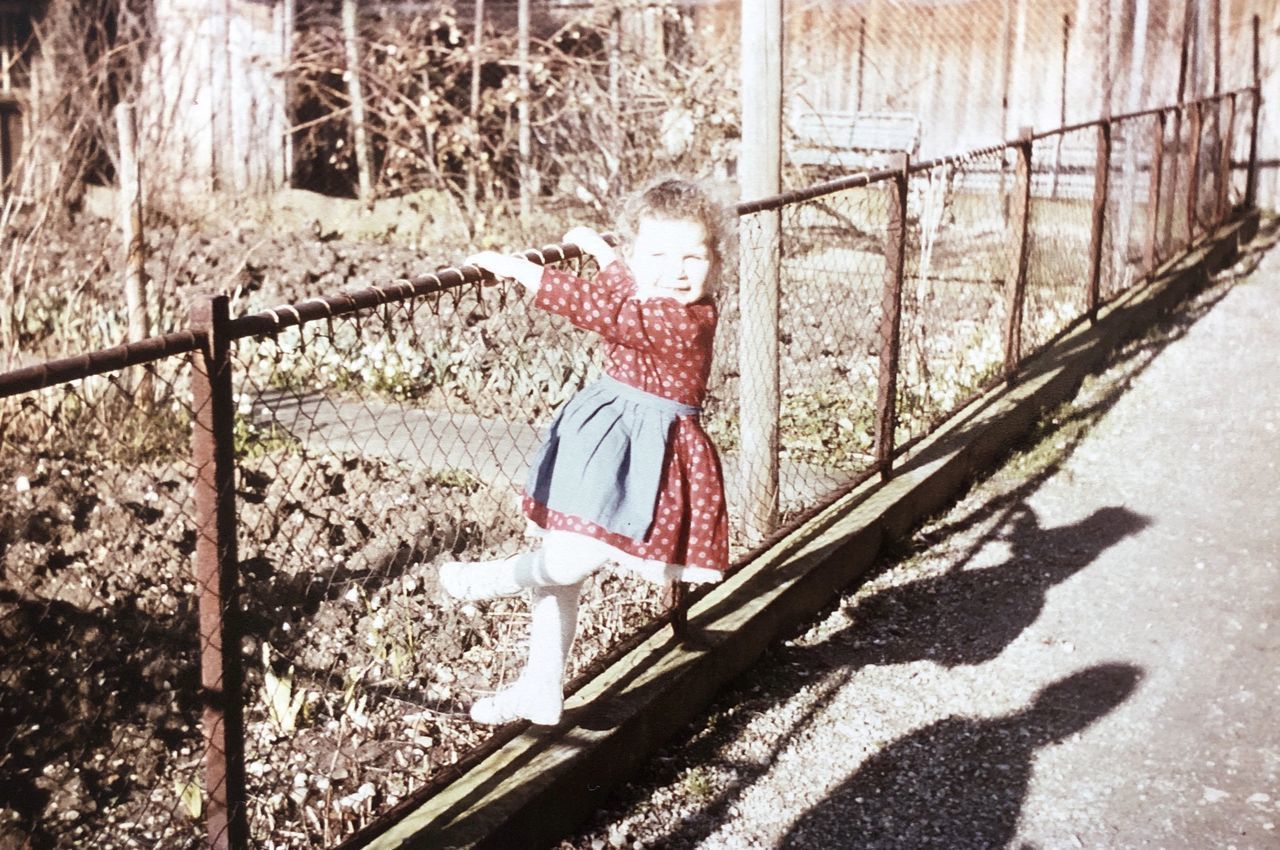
[441,178,731,726]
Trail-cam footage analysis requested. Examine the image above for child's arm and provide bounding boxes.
[536,261,712,356]
[465,251,546,292]
[464,227,613,292]
[563,226,619,269]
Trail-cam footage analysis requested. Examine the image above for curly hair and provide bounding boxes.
[618,177,734,291]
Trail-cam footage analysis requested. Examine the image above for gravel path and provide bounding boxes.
[555,226,1280,850]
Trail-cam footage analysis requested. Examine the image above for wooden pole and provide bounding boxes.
[225,0,237,190]
[1210,0,1222,95]
[191,295,248,850]
[607,8,621,112]
[1004,129,1032,377]
[281,0,296,187]
[738,0,783,541]
[517,0,533,221]
[467,0,485,208]
[341,0,372,205]
[856,16,865,112]
[1052,13,1069,199]
[115,103,148,347]
[115,101,153,406]
[998,0,1013,208]
[1086,117,1111,318]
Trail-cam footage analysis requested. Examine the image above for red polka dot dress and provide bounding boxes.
[521,259,730,576]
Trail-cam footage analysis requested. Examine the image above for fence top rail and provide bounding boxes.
[736,85,1259,213]
[1028,86,1256,143]
[224,238,611,341]
[0,329,200,399]
[0,82,1260,399]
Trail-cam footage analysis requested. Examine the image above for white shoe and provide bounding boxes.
[469,682,563,726]
[439,558,524,600]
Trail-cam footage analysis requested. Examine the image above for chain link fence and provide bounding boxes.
[1,356,207,848]
[0,84,1261,848]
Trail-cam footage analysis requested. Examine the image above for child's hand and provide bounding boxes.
[564,226,619,268]
[465,251,545,291]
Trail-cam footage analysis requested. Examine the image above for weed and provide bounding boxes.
[682,766,717,801]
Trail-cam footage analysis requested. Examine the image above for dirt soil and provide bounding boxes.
[556,226,1280,850]
[0,215,667,847]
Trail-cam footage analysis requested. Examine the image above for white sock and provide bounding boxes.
[439,551,541,600]
[470,582,581,725]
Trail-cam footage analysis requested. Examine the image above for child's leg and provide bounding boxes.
[438,550,543,600]
[439,531,615,600]
[463,532,616,725]
[470,581,581,725]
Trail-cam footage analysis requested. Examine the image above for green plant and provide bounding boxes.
[261,643,308,736]
[174,776,204,820]
[682,766,716,801]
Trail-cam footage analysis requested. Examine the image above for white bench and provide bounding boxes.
[790,110,921,169]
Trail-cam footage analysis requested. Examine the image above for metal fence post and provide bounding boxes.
[190,294,249,850]
[875,153,908,479]
[1245,14,1261,211]
[1144,109,1166,273]
[1161,105,1182,257]
[1086,118,1111,319]
[1003,128,1033,377]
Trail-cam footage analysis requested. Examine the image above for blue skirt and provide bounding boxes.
[525,375,701,541]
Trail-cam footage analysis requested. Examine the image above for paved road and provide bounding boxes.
[559,229,1280,849]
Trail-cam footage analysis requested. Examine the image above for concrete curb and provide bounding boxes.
[357,211,1259,850]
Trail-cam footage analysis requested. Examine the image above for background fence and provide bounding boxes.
[0,85,1262,849]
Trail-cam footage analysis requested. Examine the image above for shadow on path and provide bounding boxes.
[779,663,1143,849]
[818,505,1150,669]
[568,503,1147,850]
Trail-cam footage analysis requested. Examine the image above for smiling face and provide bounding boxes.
[627,216,715,305]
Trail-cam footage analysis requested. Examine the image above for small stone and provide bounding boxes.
[1201,787,1230,804]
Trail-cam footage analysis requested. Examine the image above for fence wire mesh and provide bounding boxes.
[224,262,672,846]
[894,148,1015,448]
[0,84,1258,849]
[1023,127,1097,356]
[1,364,206,848]
[775,185,886,523]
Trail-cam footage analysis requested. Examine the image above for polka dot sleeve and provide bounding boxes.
[535,260,713,356]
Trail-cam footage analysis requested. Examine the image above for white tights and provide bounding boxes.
[439,531,617,725]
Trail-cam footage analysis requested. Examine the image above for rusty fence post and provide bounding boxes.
[1144,109,1166,273]
[191,294,249,850]
[1161,105,1182,258]
[1086,117,1111,319]
[875,153,908,479]
[1185,101,1202,244]
[1245,14,1261,211]
[1218,93,1236,223]
[1003,128,1033,377]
